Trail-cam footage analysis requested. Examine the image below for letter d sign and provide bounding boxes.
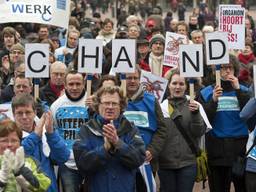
[205,32,229,65]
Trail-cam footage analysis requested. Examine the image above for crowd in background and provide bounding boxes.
[0,0,256,191]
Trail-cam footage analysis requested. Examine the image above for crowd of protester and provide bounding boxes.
[0,0,256,191]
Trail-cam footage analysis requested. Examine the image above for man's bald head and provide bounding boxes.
[50,61,67,86]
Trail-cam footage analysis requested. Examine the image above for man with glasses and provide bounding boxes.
[51,70,89,191]
[9,43,25,65]
[139,34,171,77]
[40,61,67,106]
[73,86,145,192]
[124,66,167,191]
[0,63,27,103]
[0,73,33,119]
[11,93,70,191]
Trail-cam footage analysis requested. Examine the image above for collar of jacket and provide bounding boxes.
[168,96,187,108]
[49,81,64,97]
[129,86,144,102]
[86,115,134,137]
[65,89,85,102]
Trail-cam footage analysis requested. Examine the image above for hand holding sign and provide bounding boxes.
[188,100,199,112]
[212,85,223,102]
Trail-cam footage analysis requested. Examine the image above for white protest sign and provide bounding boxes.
[140,70,168,102]
[25,44,49,78]
[163,32,188,67]
[112,39,136,73]
[205,31,229,65]
[0,0,70,29]
[179,44,203,77]
[78,39,103,74]
[219,4,245,49]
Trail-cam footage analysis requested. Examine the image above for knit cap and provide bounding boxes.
[149,34,165,48]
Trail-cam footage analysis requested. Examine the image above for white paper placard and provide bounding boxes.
[78,39,103,74]
[179,44,204,77]
[25,43,49,78]
[112,39,136,73]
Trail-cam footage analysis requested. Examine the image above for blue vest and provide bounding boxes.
[125,92,157,146]
[201,85,248,137]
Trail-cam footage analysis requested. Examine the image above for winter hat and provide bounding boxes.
[117,26,128,34]
[137,38,149,46]
[146,19,156,27]
[10,43,25,54]
[149,34,165,48]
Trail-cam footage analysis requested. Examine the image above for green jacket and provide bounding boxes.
[0,156,51,192]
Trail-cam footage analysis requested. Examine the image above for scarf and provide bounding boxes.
[50,81,64,97]
[238,53,255,65]
[99,29,115,37]
[149,53,163,77]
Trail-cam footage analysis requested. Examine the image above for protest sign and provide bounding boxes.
[112,39,136,73]
[205,31,229,65]
[140,70,168,102]
[179,44,203,77]
[163,32,187,67]
[0,0,70,29]
[78,39,103,74]
[219,4,245,49]
[25,44,49,78]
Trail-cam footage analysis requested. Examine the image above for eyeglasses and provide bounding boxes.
[0,138,20,145]
[11,51,24,55]
[15,84,30,89]
[52,72,65,77]
[221,65,234,71]
[15,110,34,117]
[126,76,140,81]
[100,101,120,108]
[152,42,164,46]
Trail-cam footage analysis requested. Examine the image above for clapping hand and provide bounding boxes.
[0,149,14,184]
[103,123,119,151]
[13,147,25,176]
[44,111,54,134]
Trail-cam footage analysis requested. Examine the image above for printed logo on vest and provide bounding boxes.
[123,111,149,127]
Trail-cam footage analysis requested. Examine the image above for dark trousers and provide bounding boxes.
[158,164,197,192]
[208,165,246,192]
[245,171,256,192]
[136,172,147,192]
[58,164,83,192]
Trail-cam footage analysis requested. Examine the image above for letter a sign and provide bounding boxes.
[112,39,136,73]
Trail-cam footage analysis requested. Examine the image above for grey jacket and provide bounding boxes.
[159,96,206,169]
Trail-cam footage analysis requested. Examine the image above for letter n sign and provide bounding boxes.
[25,43,49,78]
[179,44,203,77]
